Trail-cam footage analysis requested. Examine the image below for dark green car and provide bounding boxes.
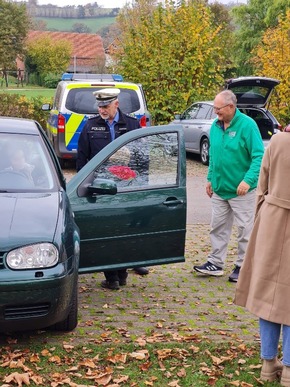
[0,117,187,332]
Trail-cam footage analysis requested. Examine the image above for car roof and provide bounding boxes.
[61,80,142,88]
[190,101,213,105]
[0,117,39,135]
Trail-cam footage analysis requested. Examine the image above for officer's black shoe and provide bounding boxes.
[134,267,149,275]
[101,280,120,290]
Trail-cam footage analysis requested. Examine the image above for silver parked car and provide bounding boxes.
[171,76,282,165]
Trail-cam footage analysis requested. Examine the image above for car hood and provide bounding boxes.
[0,192,59,252]
[225,76,280,108]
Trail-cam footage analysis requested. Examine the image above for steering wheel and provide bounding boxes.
[0,170,34,188]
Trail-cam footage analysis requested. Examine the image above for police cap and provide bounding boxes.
[93,88,120,107]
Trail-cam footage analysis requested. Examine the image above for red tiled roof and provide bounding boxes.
[27,31,105,61]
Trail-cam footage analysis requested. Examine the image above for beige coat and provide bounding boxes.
[234,131,290,325]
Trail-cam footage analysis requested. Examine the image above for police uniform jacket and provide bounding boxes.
[76,109,141,171]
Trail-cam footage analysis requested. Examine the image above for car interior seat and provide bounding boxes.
[255,118,274,139]
[30,154,49,188]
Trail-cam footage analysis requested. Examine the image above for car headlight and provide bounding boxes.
[7,243,59,270]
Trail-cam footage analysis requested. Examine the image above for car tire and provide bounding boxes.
[51,282,78,332]
[200,138,209,165]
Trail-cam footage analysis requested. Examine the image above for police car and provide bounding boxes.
[42,73,151,167]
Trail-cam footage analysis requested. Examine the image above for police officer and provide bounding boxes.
[76,88,149,289]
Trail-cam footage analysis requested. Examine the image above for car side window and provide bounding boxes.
[53,85,62,110]
[195,104,212,120]
[208,107,217,120]
[243,109,265,120]
[182,104,199,120]
[94,133,179,192]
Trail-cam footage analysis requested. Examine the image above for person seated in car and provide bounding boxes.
[6,148,34,183]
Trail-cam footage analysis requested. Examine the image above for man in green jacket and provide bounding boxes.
[194,90,264,282]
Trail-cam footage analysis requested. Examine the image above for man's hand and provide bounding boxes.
[206,182,213,198]
[237,181,250,196]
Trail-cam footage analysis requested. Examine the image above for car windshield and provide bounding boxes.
[65,87,141,115]
[0,133,55,192]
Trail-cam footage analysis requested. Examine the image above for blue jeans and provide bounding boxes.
[260,318,290,365]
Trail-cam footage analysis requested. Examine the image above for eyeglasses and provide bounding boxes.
[213,104,230,112]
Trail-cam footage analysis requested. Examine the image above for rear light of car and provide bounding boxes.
[139,115,147,127]
[57,114,66,133]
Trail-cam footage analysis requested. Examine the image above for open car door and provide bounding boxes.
[67,124,187,273]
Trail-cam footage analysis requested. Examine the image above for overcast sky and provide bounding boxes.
[35,0,247,8]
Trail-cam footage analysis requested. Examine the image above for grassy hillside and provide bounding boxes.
[34,16,116,33]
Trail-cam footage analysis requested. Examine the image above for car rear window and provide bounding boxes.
[65,88,141,115]
[234,86,269,105]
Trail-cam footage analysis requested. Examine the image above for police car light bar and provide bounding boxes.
[61,73,124,82]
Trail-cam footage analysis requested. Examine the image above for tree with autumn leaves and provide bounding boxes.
[0,0,30,87]
[110,0,289,125]
[229,0,289,126]
[252,10,290,126]
[231,0,289,77]
[26,36,72,83]
[114,0,231,124]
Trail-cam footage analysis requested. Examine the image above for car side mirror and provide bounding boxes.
[174,114,181,120]
[87,178,117,196]
[42,103,51,111]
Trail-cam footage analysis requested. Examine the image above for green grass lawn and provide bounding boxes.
[34,16,116,33]
[0,86,55,100]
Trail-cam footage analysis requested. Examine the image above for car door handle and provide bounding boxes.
[163,198,184,206]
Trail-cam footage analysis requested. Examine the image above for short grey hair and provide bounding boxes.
[217,90,237,106]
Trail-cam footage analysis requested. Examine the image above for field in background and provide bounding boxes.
[34,16,116,33]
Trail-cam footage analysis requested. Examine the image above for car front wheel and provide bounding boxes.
[200,138,209,165]
[51,282,78,332]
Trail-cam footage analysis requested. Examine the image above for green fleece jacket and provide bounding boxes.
[207,108,264,200]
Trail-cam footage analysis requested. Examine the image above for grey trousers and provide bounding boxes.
[207,190,256,269]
